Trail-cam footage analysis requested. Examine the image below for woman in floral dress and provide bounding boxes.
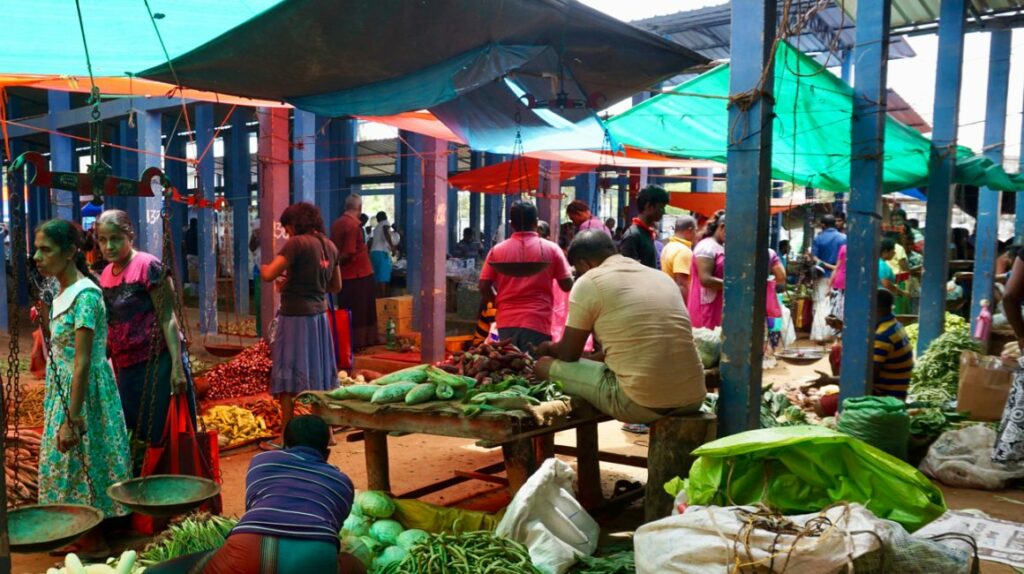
[34,219,132,552]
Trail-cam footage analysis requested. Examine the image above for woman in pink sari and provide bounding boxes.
[688,211,726,328]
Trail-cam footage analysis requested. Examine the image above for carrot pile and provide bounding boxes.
[5,430,40,507]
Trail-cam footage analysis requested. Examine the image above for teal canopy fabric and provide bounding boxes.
[0,0,282,77]
[606,41,1024,193]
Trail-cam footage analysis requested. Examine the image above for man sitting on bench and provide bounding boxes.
[534,231,706,424]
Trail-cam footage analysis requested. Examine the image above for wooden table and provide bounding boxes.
[311,401,610,506]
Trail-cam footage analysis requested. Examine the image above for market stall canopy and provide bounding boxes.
[667,193,817,217]
[606,41,1024,193]
[449,149,718,194]
[139,0,708,154]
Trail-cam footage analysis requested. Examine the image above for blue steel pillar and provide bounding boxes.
[116,118,140,231]
[292,110,316,204]
[575,172,596,210]
[194,104,217,335]
[136,111,164,257]
[47,91,78,222]
[719,0,775,436]
[164,117,188,287]
[314,116,333,220]
[918,0,967,354]
[448,145,459,250]
[617,174,627,228]
[839,0,892,401]
[400,131,425,325]
[469,152,482,238]
[228,110,251,316]
[770,181,783,250]
[483,153,503,250]
[692,168,713,193]
[969,29,1013,340]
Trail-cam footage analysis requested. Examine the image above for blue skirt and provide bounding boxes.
[270,313,338,395]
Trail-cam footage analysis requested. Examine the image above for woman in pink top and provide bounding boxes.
[829,244,847,320]
[688,211,726,329]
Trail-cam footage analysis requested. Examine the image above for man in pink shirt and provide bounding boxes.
[480,201,573,352]
[566,200,612,237]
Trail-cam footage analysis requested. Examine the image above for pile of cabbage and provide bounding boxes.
[341,491,429,572]
[693,327,722,368]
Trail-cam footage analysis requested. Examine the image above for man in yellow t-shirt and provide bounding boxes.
[533,231,706,424]
[660,216,696,303]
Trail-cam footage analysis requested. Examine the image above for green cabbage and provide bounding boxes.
[357,490,396,518]
[693,327,722,368]
[370,519,405,545]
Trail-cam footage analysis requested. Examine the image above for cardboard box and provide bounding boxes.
[379,316,414,336]
[958,351,1014,422]
[380,296,414,319]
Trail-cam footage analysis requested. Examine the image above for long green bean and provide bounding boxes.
[376,531,540,574]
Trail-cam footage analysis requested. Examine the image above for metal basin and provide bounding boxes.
[777,348,827,366]
[107,475,220,517]
[488,261,551,277]
[9,504,104,553]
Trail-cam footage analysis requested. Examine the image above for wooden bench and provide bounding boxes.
[644,412,717,522]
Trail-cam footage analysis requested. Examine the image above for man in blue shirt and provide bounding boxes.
[148,415,363,574]
[811,214,847,276]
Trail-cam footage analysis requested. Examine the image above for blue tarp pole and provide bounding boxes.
[970,30,1013,342]
[839,0,892,402]
[469,152,482,238]
[228,109,251,317]
[293,110,317,204]
[195,104,218,335]
[137,110,164,258]
[918,0,967,354]
[47,91,78,223]
[718,0,775,437]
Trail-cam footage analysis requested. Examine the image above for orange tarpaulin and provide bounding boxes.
[668,193,818,217]
[0,74,288,108]
[449,157,594,194]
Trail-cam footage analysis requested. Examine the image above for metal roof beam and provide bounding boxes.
[6,96,190,138]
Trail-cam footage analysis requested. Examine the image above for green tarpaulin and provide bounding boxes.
[607,41,1024,193]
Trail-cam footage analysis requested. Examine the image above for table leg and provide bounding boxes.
[364,430,391,493]
[534,434,555,464]
[502,439,537,496]
[575,421,603,509]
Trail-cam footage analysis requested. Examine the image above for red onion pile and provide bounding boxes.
[442,340,534,386]
[204,340,273,400]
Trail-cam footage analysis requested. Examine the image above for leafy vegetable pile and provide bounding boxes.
[376,530,541,574]
[760,389,808,428]
[571,550,636,573]
[139,513,237,565]
[693,327,722,368]
[903,313,969,351]
[909,330,981,402]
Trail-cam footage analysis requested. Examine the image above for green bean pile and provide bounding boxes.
[376,530,542,574]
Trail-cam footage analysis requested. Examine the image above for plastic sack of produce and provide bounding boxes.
[393,498,504,533]
[692,327,722,368]
[920,424,1024,489]
[495,458,599,574]
[836,396,910,460]
[677,426,946,532]
[634,503,883,573]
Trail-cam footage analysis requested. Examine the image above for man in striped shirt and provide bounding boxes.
[148,415,362,573]
[873,289,913,399]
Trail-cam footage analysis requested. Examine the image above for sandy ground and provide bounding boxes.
[7,310,1024,573]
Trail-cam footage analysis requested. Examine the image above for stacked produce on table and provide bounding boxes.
[903,312,968,352]
[203,340,272,400]
[909,330,981,403]
[236,397,311,436]
[443,340,534,386]
[199,405,272,448]
[5,430,40,507]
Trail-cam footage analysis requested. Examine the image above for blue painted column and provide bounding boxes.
[47,91,78,222]
[136,110,164,257]
[448,145,459,250]
[335,119,358,225]
[194,104,218,335]
[537,161,562,243]
[770,180,783,250]
[163,117,188,287]
[839,0,892,401]
[421,137,449,363]
[9,139,29,306]
[292,110,317,205]
[468,152,482,239]
[917,0,967,354]
[719,0,776,437]
[692,167,713,193]
[969,29,1013,341]
[258,108,290,338]
[483,153,503,250]
[617,174,627,228]
[313,116,333,220]
[116,118,141,231]
[228,109,251,316]
[575,172,597,212]
[836,47,853,220]
[400,131,424,324]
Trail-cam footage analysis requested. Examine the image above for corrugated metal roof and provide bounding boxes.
[840,0,1024,35]
[633,2,915,64]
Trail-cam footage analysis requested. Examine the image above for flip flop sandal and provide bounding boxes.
[613,479,643,497]
[621,423,649,435]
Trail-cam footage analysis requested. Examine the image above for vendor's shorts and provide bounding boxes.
[370,250,392,283]
[143,533,365,574]
[498,327,550,354]
[549,358,701,424]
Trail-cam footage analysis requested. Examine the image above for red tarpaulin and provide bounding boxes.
[668,193,818,217]
[449,157,594,194]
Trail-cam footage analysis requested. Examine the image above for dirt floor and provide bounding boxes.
[7,310,1024,573]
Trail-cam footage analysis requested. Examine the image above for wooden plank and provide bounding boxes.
[552,444,648,469]
[312,404,530,442]
[396,461,507,500]
[453,470,509,486]
[364,430,391,493]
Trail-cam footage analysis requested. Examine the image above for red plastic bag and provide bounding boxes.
[133,395,222,534]
[328,295,354,371]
